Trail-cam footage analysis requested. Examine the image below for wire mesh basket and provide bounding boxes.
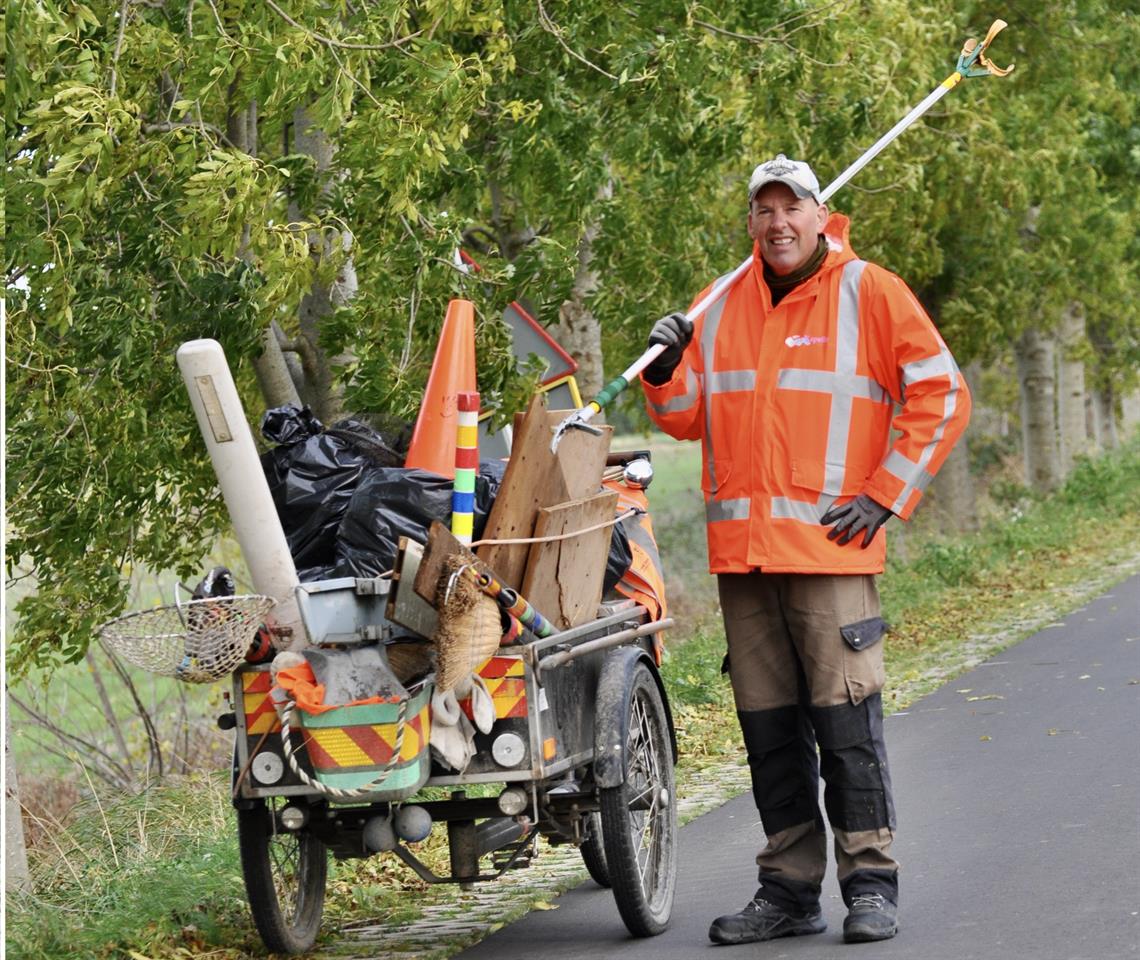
[98,595,277,683]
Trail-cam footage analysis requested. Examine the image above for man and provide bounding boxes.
[641,154,970,945]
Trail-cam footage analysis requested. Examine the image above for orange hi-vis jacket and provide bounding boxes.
[641,214,971,575]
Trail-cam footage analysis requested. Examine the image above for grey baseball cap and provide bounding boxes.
[747,154,822,203]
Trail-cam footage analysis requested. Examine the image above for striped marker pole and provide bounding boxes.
[450,391,480,545]
[473,571,555,638]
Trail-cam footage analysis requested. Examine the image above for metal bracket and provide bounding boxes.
[355,577,388,596]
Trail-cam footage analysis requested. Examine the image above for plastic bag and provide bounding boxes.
[260,406,403,576]
[604,519,633,594]
[334,461,507,578]
[261,405,324,446]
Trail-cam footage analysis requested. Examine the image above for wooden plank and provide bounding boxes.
[477,395,612,589]
[413,521,479,607]
[521,490,619,630]
[386,538,440,638]
[543,409,614,501]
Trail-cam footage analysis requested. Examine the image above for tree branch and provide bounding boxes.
[85,648,137,788]
[262,0,422,51]
[8,693,133,787]
[536,0,649,84]
[108,0,130,98]
[692,0,853,45]
[205,0,233,40]
[103,644,165,779]
[142,119,234,148]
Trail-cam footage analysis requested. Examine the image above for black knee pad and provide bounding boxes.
[737,705,822,835]
[809,694,896,832]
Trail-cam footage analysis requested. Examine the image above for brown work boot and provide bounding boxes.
[708,891,826,945]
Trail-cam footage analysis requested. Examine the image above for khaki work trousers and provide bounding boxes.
[719,571,899,907]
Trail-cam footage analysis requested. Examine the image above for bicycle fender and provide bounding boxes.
[592,646,677,789]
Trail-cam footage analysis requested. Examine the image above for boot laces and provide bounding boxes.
[851,893,886,910]
[744,896,774,914]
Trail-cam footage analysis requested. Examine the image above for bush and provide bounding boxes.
[914,540,983,586]
[1059,444,1140,514]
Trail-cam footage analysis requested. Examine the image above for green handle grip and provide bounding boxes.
[593,375,630,410]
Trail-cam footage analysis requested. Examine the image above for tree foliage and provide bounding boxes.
[6,0,1137,672]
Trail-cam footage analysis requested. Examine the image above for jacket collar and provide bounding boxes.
[749,213,858,307]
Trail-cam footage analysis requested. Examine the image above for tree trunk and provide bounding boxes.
[553,176,613,401]
[224,91,305,412]
[254,321,303,410]
[1121,388,1140,441]
[1056,302,1089,476]
[1015,326,1062,492]
[5,695,32,895]
[1088,386,1117,451]
[289,107,358,423]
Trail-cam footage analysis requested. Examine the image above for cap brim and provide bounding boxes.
[750,176,817,202]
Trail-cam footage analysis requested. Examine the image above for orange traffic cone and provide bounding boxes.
[404,298,477,477]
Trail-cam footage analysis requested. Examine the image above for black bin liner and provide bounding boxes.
[260,406,402,575]
[261,405,634,594]
[334,461,507,578]
[604,519,633,594]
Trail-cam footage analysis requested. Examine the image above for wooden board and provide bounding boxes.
[413,521,480,607]
[521,490,619,630]
[477,394,612,589]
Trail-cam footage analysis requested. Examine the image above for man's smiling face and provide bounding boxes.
[748,182,829,277]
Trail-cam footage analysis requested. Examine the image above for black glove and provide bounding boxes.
[644,312,694,385]
[820,494,894,548]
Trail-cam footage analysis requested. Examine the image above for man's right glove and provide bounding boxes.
[643,312,694,385]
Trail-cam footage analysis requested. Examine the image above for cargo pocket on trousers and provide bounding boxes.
[840,616,889,705]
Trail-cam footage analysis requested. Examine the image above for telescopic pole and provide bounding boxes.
[551,19,1014,452]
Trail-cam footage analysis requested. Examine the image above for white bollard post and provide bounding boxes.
[176,339,307,649]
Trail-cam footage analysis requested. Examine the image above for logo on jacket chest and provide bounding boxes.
[784,334,828,348]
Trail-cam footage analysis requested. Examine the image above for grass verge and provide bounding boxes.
[7,441,1139,959]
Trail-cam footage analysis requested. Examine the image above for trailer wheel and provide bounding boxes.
[598,661,677,936]
[580,810,611,888]
[237,797,328,954]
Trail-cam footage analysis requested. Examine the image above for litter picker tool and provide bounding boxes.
[551,19,1014,452]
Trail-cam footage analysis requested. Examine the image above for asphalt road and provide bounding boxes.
[456,575,1140,960]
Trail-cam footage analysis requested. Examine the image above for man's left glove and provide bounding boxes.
[820,494,894,548]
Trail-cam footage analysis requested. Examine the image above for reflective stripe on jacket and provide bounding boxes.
[641,214,971,575]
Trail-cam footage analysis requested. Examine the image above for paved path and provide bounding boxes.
[452,575,1140,960]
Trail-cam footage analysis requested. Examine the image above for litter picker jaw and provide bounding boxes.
[549,342,669,452]
[550,18,1015,453]
[957,19,1015,78]
[549,404,605,452]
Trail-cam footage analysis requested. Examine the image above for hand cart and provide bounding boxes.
[225,570,678,954]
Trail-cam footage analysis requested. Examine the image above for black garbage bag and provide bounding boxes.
[260,406,404,575]
[334,461,507,578]
[604,518,633,595]
[261,405,324,446]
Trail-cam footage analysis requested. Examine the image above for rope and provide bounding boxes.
[373,505,642,590]
[279,696,411,800]
[471,507,640,548]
